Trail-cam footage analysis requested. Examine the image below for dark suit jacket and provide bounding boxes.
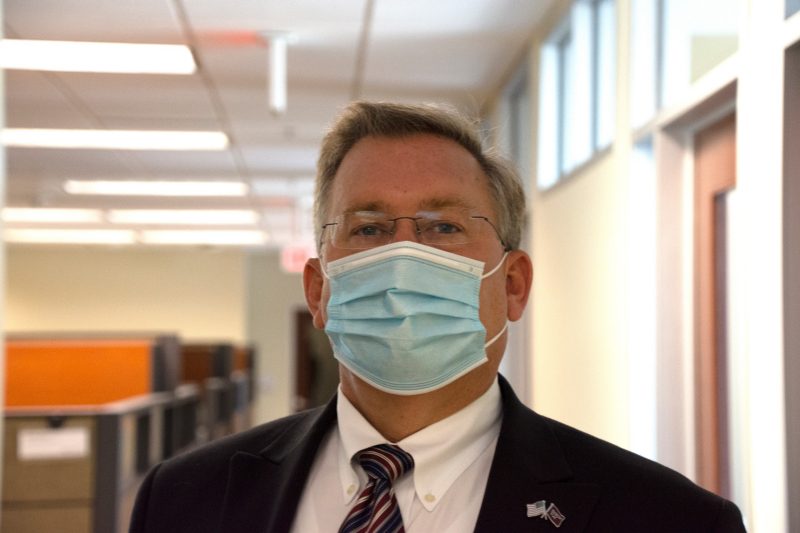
[130,376,745,532]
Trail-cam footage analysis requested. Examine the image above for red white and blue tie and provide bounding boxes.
[338,444,415,533]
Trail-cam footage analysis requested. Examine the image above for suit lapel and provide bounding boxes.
[218,397,338,532]
[474,377,600,532]
[217,377,600,532]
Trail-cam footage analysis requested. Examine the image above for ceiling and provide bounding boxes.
[2,0,554,250]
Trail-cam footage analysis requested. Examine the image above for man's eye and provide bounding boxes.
[430,221,463,234]
[352,224,386,237]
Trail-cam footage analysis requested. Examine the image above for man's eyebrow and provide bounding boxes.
[418,198,475,211]
[343,201,388,214]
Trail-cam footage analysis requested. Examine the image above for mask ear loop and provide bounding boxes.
[481,251,509,279]
[481,251,510,348]
[484,322,508,348]
[318,260,330,280]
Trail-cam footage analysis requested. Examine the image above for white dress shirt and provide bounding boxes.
[290,378,502,533]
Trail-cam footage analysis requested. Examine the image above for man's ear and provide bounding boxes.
[505,250,533,322]
[303,258,327,329]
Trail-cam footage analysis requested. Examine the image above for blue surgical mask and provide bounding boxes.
[321,241,508,395]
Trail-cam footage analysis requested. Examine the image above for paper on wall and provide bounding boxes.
[17,427,90,460]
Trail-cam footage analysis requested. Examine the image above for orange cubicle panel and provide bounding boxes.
[5,339,152,407]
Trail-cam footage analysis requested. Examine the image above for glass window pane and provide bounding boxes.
[631,0,739,125]
[595,0,616,148]
[538,44,559,189]
[538,0,617,189]
[568,2,594,170]
[509,72,532,196]
[661,0,739,109]
[630,0,658,128]
[558,30,574,174]
[789,0,800,18]
[499,64,532,197]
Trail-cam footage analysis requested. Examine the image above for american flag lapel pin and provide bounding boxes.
[545,503,566,528]
[526,500,566,528]
[526,500,547,518]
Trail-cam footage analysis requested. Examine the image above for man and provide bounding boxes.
[130,102,745,532]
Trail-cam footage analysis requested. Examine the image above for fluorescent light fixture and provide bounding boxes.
[140,230,268,246]
[64,180,248,197]
[3,207,103,224]
[0,39,196,74]
[5,228,136,245]
[108,209,259,225]
[2,129,229,151]
[252,177,314,197]
[269,37,287,115]
[267,34,289,115]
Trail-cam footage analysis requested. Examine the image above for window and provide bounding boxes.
[789,0,800,18]
[503,63,533,197]
[538,0,616,189]
[593,0,616,148]
[630,0,739,129]
[496,60,533,398]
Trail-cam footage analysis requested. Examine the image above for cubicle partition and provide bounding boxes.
[3,387,201,533]
[5,335,181,406]
[2,335,199,533]
[2,335,256,532]
[180,342,257,439]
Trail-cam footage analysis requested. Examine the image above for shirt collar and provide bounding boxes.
[336,378,502,511]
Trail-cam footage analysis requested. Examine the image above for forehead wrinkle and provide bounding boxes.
[340,197,478,216]
[342,201,388,215]
[418,197,477,212]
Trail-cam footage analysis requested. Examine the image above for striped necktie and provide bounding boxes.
[338,444,415,533]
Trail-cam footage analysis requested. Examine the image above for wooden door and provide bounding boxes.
[294,310,339,411]
[693,112,736,496]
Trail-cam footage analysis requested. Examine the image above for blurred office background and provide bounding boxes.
[0,0,798,531]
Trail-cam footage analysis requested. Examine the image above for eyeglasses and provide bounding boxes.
[320,208,508,250]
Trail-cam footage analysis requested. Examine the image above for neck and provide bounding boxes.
[339,367,495,442]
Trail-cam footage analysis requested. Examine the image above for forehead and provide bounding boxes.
[329,134,494,216]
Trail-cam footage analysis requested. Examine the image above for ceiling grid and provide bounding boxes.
[2,0,556,249]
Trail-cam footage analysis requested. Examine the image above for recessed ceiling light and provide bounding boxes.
[140,230,268,246]
[108,209,259,225]
[2,129,229,151]
[5,229,136,245]
[252,177,314,197]
[63,180,248,197]
[0,39,196,74]
[3,208,104,224]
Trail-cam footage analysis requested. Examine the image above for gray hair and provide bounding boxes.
[314,101,526,251]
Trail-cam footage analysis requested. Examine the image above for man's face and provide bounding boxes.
[308,133,511,367]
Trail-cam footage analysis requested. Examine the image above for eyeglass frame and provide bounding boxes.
[319,210,510,252]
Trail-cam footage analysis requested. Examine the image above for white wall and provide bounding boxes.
[245,251,308,423]
[6,246,247,340]
[523,0,633,448]
[728,1,788,528]
[530,154,630,446]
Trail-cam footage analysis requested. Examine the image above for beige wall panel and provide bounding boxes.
[5,246,246,342]
[531,153,629,447]
[1,506,91,533]
[245,251,308,423]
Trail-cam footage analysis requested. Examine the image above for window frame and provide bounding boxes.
[537,0,617,190]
